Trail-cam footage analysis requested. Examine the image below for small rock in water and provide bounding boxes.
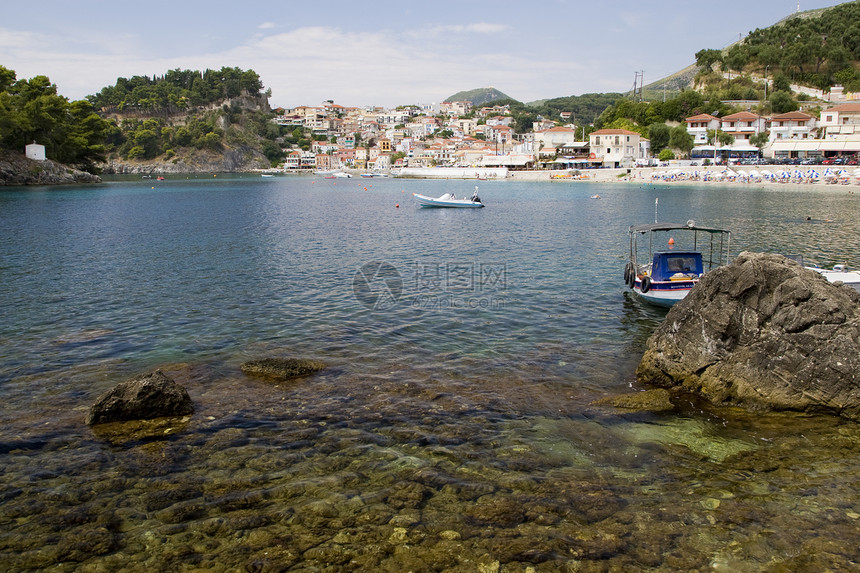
[240,358,326,381]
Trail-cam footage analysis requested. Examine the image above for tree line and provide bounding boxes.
[87,67,266,114]
[0,66,110,172]
[695,2,860,92]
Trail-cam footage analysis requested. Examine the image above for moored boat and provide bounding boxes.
[784,255,860,292]
[625,221,731,307]
[413,186,484,208]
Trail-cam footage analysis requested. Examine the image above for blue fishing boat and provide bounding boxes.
[625,221,731,307]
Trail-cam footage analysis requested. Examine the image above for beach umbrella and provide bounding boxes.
[807,169,819,180]
[822,167,833,178]
[793,169,804,179]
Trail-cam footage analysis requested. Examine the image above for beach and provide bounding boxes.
[509,165,860,191]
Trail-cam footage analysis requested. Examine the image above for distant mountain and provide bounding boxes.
[445,87,512,106]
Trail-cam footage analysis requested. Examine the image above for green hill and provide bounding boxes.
[646,1,860,95]
[445,87,512,106]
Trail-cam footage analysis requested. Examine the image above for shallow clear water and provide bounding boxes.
[1,175,859,571]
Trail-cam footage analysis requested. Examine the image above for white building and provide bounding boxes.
[684,114,721,145]
[767,111,816,142]
[589,129,641,168]
[25,142,46,161]
[536,126,577,149]
[818,102,860,137]
[719,111,767,145]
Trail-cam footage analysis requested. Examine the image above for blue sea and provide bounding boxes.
[1,174,859,571]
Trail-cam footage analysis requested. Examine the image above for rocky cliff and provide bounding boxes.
[636,252,860,420]
[102,144,270,175]
[0,150,101,186]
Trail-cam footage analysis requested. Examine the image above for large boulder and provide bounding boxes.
[86,370,194,425]
[636,252,860,419]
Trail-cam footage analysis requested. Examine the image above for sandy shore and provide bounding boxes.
[508,166,860,191]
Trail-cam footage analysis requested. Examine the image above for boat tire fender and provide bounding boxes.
[640,276,651,293]
[624,263,634,288]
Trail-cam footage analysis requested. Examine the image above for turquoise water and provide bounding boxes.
[1,175,859,571]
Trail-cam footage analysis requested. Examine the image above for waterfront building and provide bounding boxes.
[589,128,641,168]
[719,112,767,145]
[684,114,721,145]
[818,102,860,137]
[766,111,816,142]
[536,126,577,148]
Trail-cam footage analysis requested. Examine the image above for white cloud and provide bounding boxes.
[426,23,510,35]
[0,21,630,107]
[258,22,276,30]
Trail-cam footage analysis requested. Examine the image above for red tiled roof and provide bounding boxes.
[721,112,761,121]
[824,103,860,113]
[591,129,639,135]
[685,114,719,122]
[769,111,813,120]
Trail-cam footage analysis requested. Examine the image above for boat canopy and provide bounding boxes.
[628,221,732,274]
[629,222,730,235]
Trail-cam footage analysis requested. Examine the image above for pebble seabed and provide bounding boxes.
[2,354,860,573]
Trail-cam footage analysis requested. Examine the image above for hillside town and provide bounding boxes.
[272,94,860,174]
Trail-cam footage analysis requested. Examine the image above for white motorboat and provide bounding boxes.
[413,187,484,208]
[785,255,860,292]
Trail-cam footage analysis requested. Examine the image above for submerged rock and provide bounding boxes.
[240,358,326,381]
[593,389,675,412]
[637,252,860,420]
[85,370,194,425]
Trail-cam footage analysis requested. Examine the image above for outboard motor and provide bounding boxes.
[471,186,481,203]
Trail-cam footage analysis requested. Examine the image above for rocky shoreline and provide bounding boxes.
[0,142,272,186]
[0,150,101,186]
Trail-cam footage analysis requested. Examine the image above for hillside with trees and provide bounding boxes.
[446,87,512,106]
[0,66,110,173]
[88,67,268,115]
[695,1,860,93]
[89,67,286,172]
[594,2,860,160]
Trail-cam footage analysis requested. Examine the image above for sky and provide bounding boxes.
[0,0,849,109]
